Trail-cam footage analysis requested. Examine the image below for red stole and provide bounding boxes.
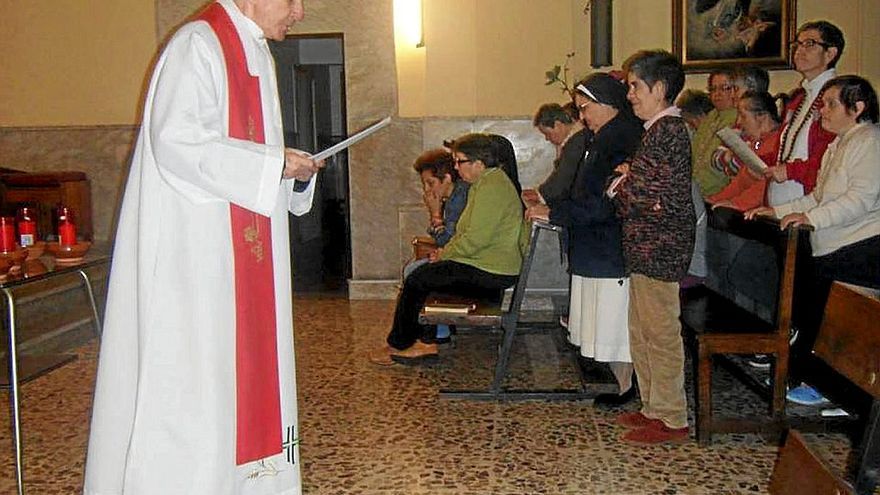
[196,3,282,466]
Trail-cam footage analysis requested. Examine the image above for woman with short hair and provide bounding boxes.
[746,75,880,404]
[371,133,525,365]
[612,49,695,444]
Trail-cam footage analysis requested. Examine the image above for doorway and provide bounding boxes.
[270,35,350,294]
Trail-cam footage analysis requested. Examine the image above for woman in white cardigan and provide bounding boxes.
[747,75,880,404]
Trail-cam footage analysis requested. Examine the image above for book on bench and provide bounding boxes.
[423,298,478,314]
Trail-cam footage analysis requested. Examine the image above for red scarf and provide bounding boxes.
[197,3,282,466]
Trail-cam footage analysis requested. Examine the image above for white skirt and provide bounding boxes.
[568,275,631,362]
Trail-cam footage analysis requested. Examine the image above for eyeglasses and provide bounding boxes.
[708,84,735,93]
[789,39,831,50]
[452,158,472,165]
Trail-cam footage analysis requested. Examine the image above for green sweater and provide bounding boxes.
[691,108,737,196]
[440,167,525,275]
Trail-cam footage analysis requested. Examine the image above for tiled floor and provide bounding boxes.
[0,296,862,494]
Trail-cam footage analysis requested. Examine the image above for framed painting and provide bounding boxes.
[672,0,797,72]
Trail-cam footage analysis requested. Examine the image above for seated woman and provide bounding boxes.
[371,133,525,365]
[526,73,643,407]
[707,91,781,211]
[746,75,880,404]
[404,149,470,342]
[405,149,469,275]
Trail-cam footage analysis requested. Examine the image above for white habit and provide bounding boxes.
[84,1,314,493]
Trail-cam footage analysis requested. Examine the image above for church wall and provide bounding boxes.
[0,0,876,294]
[0,0,156,127]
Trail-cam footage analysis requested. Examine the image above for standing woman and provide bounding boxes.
[525,73,643,406]
[707,91,781,211]
[746,75,880,402]
[613,50,695,444]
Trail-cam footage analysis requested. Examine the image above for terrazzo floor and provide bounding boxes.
[0,296,864,494]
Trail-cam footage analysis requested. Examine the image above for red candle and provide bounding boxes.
[17,207,37,247]
[58,223,77,247]
[0,216,16,253]
[57,207,77,247]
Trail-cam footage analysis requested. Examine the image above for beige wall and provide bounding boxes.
[0,0,156,126]
[398,0,588,117]
[396,0,880,118]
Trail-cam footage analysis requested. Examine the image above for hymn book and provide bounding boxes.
[716,127,769,175]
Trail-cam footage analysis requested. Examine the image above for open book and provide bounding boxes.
[716,127,769,175]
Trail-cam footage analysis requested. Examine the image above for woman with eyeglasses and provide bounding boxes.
[746,75,880,405]
[370,133,525,365]
[691,67,738,198]
[525,73,644,407]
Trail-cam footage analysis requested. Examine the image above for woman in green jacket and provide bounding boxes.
[371,133,525,365]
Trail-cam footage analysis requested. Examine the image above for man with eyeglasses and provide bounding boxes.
[765,20,844,206]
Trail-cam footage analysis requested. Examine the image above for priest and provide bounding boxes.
[84,0,318,493]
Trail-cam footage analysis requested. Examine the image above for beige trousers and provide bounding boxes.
[628,273,688,429]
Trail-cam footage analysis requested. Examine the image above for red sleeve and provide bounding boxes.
[784,120,835,194]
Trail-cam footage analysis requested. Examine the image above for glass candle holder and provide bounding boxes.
[0,216,17,253]
[57,206,77,247]
[16,207,37,247]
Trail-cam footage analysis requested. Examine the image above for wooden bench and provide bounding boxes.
[418,220,606,401]
[682,207,812,445]
[812,282,880,495]
[769,429,854,495]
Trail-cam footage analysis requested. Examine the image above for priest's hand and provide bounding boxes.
[283,149,323,181]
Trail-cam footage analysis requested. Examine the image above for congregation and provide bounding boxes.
[370,19,880,447]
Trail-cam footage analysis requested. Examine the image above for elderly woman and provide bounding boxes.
[707,91,781,211]
[612,50,695,444]
[526,73,643,407]
[371,133,525,365]
[747,75,880,404]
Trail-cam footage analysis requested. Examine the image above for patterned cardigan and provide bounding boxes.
[614,115,696,281]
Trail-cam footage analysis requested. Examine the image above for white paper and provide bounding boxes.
[716,127,768,175]
[605,174,626,198]
[311,117,391,161]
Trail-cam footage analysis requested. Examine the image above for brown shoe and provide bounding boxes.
[369,345,396,366]
[615,411,663,429]
[621,422,689,445]
[390,340,438,364]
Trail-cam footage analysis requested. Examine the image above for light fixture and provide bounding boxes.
[394,0,424,48]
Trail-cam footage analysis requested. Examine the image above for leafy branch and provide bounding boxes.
[544,52,577,99]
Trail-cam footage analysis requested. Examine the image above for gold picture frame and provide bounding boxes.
[672,0,797,73]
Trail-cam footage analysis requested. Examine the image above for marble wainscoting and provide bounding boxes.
[350,117,569,308]
[0,125,138,243]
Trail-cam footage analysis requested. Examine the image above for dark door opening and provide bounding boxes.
[270,35,350,294]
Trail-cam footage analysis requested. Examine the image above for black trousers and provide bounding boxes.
[790,234,880,382]
[386,260,517,350]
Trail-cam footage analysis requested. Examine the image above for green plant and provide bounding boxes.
[544,52,576,98]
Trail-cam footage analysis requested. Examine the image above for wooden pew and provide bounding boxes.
[812,282,880,495]
[681,207,812,445]
[418,220,605,401]
[769,429,854,495]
